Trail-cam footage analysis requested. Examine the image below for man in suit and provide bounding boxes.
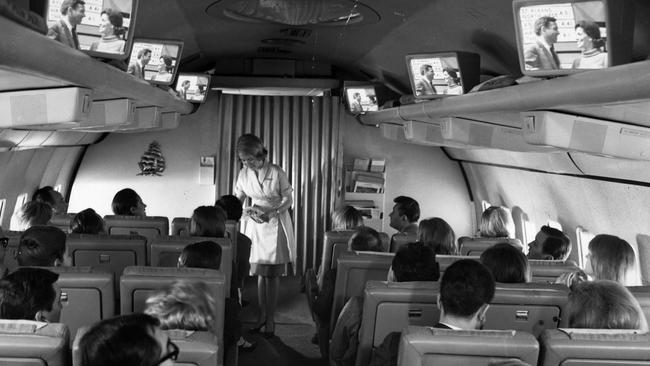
[524,16,561,70]
[414,64,437,96]
[178,80,191,100]
[47,0,86,50]
[350,92,363,113]
[127,48,152,80]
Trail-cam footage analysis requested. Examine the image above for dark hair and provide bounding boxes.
[137,48,152,59]
[60,0,85,15]
[443,68,461,85]
[215,195,243,221]
[70,208,105,234]
[440,259,495,317]
[419,64,433,75]
[393,196,420,222]
[0,268,59,320]
[18,226,66,266]
[533,16,557,36]
[80,314,162,366]
[575,20,605,49]
[480,243,530,283]
[32,186,58,206]
[392,242,440,282]
[159,56,174,72]
[20,201,53,228]
[237,134,268,160]
[348,227,382,252]
[539,225,571,260]
[418,217,457,255]
[101,8,126,39]
[111,188,140,215]
[190,206,226,238]
[178,241,222,270]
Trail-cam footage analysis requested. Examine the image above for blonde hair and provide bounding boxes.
[418,217,457,255]
[479,206,514,238]
[331,205,364,230]
[588,234,638,286]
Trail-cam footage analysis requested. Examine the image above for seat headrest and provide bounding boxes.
[122,265,221,277]
[559,328,650,340]
[104,215,169,222]
[0,320,67,337]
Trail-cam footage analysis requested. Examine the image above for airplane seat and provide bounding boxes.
[389,232,417,253]
[627,285,650,324]
[458,237,523,256]
[356,280,440,366]
[398,326,539,366]
[3,230,22,272]
[529,259,581,283]
[319,230,355,288]
[0,320,70,366]
[485,282,570,337]
[437,255,480,277]
[224,220,239,274]
[48,213,76,233]
[539,328,650,365]
[103,215,169,243]
[171,217,190,236]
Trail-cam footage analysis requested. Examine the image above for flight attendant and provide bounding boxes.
[234,134,295,337]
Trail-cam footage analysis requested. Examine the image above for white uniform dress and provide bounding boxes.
[234,162,295,275]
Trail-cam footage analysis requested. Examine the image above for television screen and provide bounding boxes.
[405,52,480,99]
[176,73,211,103]
[513,0,634,76]
[344,85,379,114]
[128,39,184,85]
[46,0,138,60]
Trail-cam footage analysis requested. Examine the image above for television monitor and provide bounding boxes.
[405,52,480,99]
[45,0,138,60]
[513,0,635,77]
[175,73,211,103]
[128,39,184,85]
[344,83,379,114]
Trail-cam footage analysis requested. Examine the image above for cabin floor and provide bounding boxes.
[239,275,328,366]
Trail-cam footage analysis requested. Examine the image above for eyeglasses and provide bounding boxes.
[155,338,179,365]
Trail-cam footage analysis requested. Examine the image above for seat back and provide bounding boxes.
[357,281,440,366]
[48,213,76,233]
[172,217,191,236]
[0,320,70,366]
[148,236,233,296]
[3,230,22,272]
[628,285,650,324]
[458,237,523,256]
[330,251,394,335]
[529,259,580,283]
[389,232,417,252]
[165,329,220,366]
[437,255,480,277]
[539,329,650,366]
[104,215,169,243]
[485,282,570,337]
[399,326,539,366]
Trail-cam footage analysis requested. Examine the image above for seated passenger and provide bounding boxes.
[79,313,178,366]
[480,243,530,283]
[479,206,515,239]
[369,259,495,366]
[331,205,364,231]
[418,217,457,255]
[17,226,68,267]
[190,206,226,238]
[111,188,147,216]
[527,225,571,260]
[388,196,420,235]
[0,267,61,322]
[18,201,53,230]
[32,186,67,214]
[70,208,106,234]
[567,280,648,330]
[330,243,439,366]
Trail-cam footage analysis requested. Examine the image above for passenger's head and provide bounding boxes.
[418,217,457,255]
[19,201,53,229]
[190,206,226,238]
[178,241,222,270]
[389,196,420,231]
[80,314,178,366]
[60,0,85,25]
[392,243,440,282]
[348,227,382,252]
[586,234,638,286]
[145,280,218,334]
[567,280,647,331]
[479,206,514,238]
[480,243,530,283]
[575,20,605,51]
[111,188,146,216]
[0,268,61,322]
[137,48,152,65]
[237,134,267,170]
[420,64,434,80]
[534,16,559,44]
[70,208,105,234]
[17,226,67,267]
[332,205,364,231]
[99,8,125,39]
[215,194,243,221]
[32,186,67,214]
[527,225,571,260]
[439,260,495,329]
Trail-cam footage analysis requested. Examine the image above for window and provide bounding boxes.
[522,218,537,250]
[481,200,492,211]
[576,226,595,269]
[9,193,29,231]
[54,185,62,193]
[0,199,5,225]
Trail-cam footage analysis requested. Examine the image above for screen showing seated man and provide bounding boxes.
[176,74,211,103]
[128,40,183,85]
[407,56,464,97]
[517,1,608,71]
[345,87,378,114]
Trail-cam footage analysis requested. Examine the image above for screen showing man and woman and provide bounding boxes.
[46,0,136,58]
[516,1,607,71]
[128,40,183,85]
[407,56,464,98]
[176,74,211,103]
[345,87,379,114]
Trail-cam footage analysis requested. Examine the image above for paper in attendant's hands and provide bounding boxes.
[243,206,269,223]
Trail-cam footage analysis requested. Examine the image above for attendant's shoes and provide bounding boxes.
[248,323,265,334]
[238,338,257,353]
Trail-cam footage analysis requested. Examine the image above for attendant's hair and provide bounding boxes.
[80,314,162,366]
[0,268,59,320]
[418,217,457,255]
[101,8,125,39]
[539,225,571,260]
[70,208,105,234]
[137,48,152,59]
[332,205,364,230]
[392,243,440,282]
[237,134,268,159]
[178,241,222,270]
[575,20,605,49]
[567,280,647,330]
[440,259,495,317]
[480,243,530,283]
[479,206,514,238]
[190,206,226,237]
[17,226,66,266]
[20,201,53,228]
[348,227,382,252]
[588,234,637,285]
[111,188,141,215]
[393,196,420,223]
[215,195,243,221]
[60,0,85,14]
[145,280,218,333]
[533,16,557,36]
